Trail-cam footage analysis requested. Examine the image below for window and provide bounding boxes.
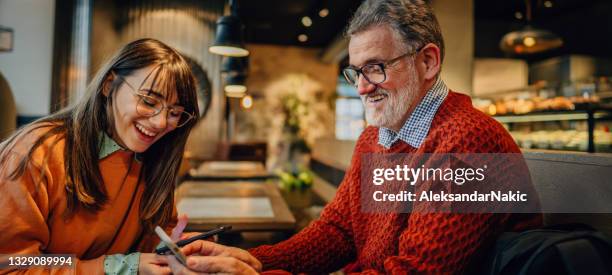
[335,76,365,140]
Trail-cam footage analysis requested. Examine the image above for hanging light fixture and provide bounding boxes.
[500,0,562,55]
[222,56,248,97]
[221,56,248,73]
[224,72,247,97]
[209,0,249,57]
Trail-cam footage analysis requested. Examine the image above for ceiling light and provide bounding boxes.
[500,27,563,54]
[241,95,253,109]
[301,16,312,27]
[210,45,249,57]
[209,0,249,57]
[298,34,308,42]
[225,88,247,97]
[500,0,562,55]
[319,8,329,18]
[544,1,553,8]
[514,12,523,20]
[523,36,536,47]
[224,73,247,96]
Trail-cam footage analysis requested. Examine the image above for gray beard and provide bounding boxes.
[361,67,420,130]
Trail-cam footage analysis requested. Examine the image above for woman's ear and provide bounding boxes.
[417,43,441,81]
[102,73,115,97]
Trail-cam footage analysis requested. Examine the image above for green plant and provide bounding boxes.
[277,169,314,190]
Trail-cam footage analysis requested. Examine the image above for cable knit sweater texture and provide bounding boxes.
[249,91,543,274]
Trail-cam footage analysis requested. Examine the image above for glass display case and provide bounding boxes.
[494,107,612,153]
[474,78,612,153]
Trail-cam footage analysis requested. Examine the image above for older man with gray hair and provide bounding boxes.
[166,0,542,274]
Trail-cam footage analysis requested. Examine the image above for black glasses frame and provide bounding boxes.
[342,46,424,87]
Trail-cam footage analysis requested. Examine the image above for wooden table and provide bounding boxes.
[175,181,296,232]
[187,161,275,181]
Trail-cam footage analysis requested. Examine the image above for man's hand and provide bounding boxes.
[166,240,262,274]
[139,253,171,275]
[182,240,262,271]
[167,255,258,275]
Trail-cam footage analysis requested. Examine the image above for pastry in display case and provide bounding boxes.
[508,127,612,152]
[474,95,600,116]
[474,80,612,153]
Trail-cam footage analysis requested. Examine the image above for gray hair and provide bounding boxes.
[346,0,445,63]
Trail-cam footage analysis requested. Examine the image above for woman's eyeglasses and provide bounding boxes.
[115,74,194,128]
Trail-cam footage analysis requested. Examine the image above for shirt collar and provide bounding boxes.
[99,132,126,160]
[378,77,449,149]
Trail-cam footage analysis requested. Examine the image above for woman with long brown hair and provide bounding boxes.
[0,38,200,274]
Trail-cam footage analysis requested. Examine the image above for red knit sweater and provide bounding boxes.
[250,92,543,274]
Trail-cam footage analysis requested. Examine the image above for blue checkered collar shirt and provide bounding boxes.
[378,77,449,149]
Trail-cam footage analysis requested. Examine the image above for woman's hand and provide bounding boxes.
[167,255,259,275]
[139,253,171,275]
[171,214,189,241]
[139,214,200,275]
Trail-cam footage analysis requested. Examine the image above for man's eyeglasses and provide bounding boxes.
[342,47,422,87]
[115,73,194,128]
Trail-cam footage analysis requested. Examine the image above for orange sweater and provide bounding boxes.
[249,92,543,273]
[0,125,175,274]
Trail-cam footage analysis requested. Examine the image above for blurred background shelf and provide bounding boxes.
[493,109,612,123]
[492,107,612,153]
